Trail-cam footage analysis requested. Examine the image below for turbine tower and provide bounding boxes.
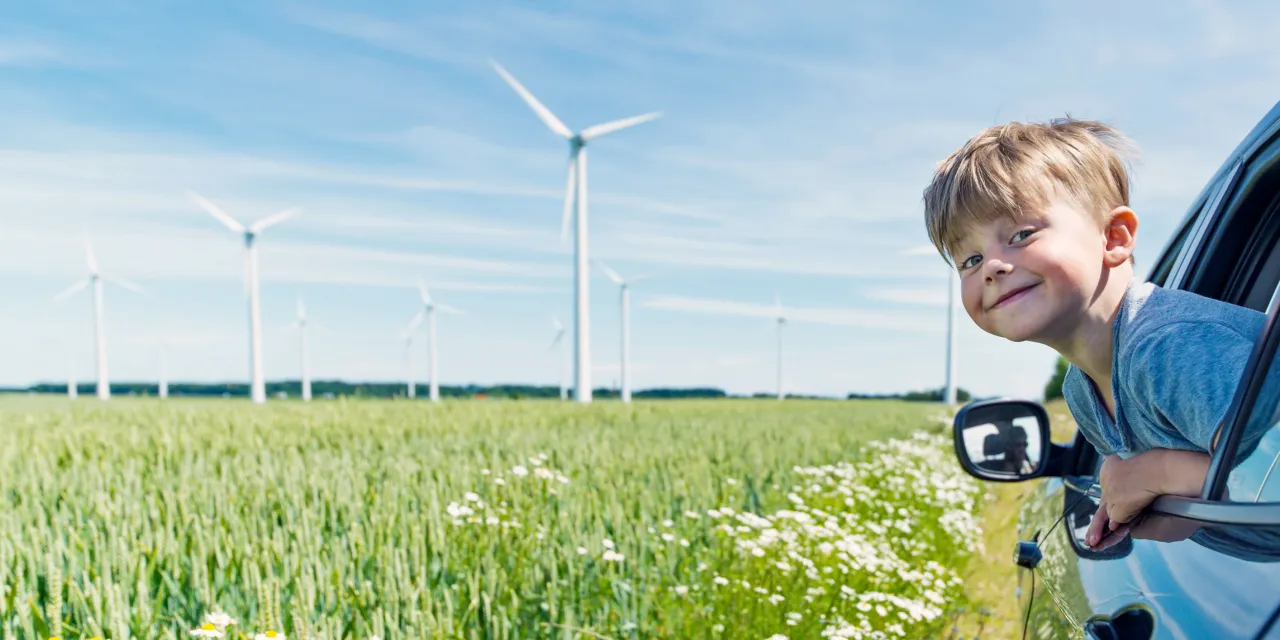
[67,356,77,399]
[595,261,653,403]
[773,297,787,402]
[158,338,170,399]
[492,60,661,404]
[403,333,417,400]
[290,297,312,402]
[550,315,568,401]
[189,192,301,404]
[53,236,146,401]
[944,270,958,406]
[403,280,463,403]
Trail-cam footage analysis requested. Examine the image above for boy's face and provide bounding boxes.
[953,193,1109,344]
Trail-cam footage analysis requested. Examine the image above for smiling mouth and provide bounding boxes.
[990,283,1040,310]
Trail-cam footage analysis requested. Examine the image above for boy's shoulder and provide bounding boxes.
[1121,281,1264,357]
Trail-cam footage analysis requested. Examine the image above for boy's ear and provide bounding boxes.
[1102,206,1138,268]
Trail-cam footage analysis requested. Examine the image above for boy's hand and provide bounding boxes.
[1085,449,1211,549]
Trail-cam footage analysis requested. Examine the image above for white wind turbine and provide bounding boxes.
[53,236,146,401]
[66,355,78,399]
[491,60,662,404]
[403,280,463,403]
[188,192,301,404]
[403,333,418,400]
[944,269,958,406]
[772,297,787,402]
[550,315,568,401]
[595,261,654,403]
[289,297,312,402]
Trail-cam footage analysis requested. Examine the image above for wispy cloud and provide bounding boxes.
[642,294,937,332]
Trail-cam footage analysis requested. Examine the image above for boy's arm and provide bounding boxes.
[1086,448,1210,548]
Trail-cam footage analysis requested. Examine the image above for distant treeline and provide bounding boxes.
[10,381,971,402]
[847,387,972,402]
[16,381,729,400]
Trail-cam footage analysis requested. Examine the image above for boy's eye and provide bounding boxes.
[1010,229,1035,243]
[959,255,981,270]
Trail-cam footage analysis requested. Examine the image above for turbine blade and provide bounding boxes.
[250,207,302,234]
[490,60,574,139]
[296,296,306,320]
[552,315,564,332]
[188,191,246,233]
[560,154,576,245]
[418,279,432,305]
[436,303,464,315]
[630,271,658,284]
[82,235,99,274]
[404,309,426,335]
[594,259,624,284]
[549,331,565,351]
[580,111,662,141]
[105,275,147,295]
[52,278,90,303]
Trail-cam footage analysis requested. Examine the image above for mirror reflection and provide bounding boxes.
[960,404,1044,477]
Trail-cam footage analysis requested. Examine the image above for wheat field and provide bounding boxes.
[0,398,980,639]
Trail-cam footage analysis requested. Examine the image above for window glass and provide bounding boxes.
[1225,351,1280,502]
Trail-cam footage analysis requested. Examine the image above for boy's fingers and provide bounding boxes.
[1096,523,1132,551]
[1085,503,1110,547]
[1107,500,1141,527]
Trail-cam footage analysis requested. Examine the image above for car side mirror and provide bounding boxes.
[953,398,1052,482]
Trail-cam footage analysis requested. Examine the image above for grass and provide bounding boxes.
[0,397,984,639]
[954,400,1078,639]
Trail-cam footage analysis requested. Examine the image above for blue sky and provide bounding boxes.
[2,1,1278,399]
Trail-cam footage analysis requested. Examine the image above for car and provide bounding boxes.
[951,100,1280,640]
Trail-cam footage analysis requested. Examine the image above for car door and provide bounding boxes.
[1016,100,1280,640]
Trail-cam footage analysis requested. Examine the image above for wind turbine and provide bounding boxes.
[67,356,77,399]
[944,269,958,405]
[773,297,787,402]
[403,333,417,400]
[491,60,662,404]
[158,337,170,399]
[595,261,654,403]
[53,236,146,401]
[188,192,301,404]
[289,297,312,402]
[550,315,568,401]
[403,280,463,403]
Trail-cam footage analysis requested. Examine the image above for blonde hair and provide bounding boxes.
[923,117,1135,266]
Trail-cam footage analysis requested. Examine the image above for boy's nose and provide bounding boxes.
[983,257,1013,281]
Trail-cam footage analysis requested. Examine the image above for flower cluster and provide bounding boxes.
[444,456,571,528]
[696,431,981,638]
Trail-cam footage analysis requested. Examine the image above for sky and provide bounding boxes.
[2,1,1279,400]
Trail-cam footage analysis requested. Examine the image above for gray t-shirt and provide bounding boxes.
[1062,281,1265,459]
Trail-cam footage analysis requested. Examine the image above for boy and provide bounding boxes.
[921,118,1265,549]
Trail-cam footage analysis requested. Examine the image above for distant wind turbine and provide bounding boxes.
[773,297,787,402]
[550,315,568,401]
[403,333,417,400]
[67,356,77,399]
[53,236,146,401]
[188,192,301,404]
[491,60,662,404]
[289,297,312,402]
[944,269,958,405]
[403,280,463,403]
[595,261,654,404]
[158,337,170,399]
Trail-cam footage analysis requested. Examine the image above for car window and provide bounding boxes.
[1204,135,1280,501]
[1188,133,1280,308]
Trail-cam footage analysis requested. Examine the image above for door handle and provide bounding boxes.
[1084,607,1155,640]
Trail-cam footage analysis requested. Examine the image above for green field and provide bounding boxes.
[0,398,981,639]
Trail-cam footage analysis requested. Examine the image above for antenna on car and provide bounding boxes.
[1014,484,1095,640]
